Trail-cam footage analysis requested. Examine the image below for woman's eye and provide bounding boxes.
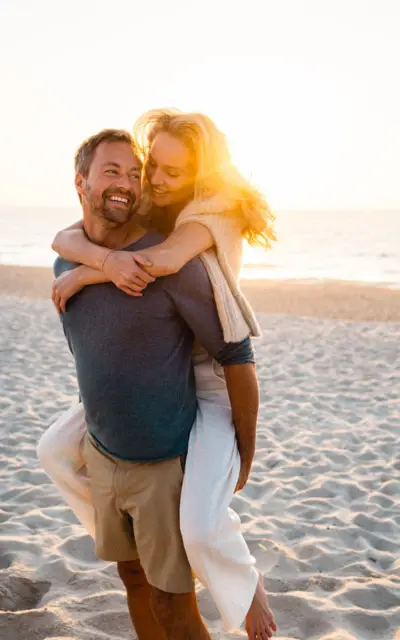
[167,170,180,178]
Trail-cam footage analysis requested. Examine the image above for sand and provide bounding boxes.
[1,264,400,322]
[1,266,399,639]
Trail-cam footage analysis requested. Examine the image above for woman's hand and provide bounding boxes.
[102,251,156,296]
[52,268,86,313]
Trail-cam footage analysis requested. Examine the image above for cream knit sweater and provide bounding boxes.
[175,195,262,343]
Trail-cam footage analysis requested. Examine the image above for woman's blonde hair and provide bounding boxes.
[133,109,275,247]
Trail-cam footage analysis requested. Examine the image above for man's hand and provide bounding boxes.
[235,458,253,493]
[224,363,259,495]
[102,251,155,296]
[52,269,85,313]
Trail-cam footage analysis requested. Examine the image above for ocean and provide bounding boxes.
[1,207,399,287]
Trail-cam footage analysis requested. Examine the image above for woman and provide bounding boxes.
[38,110,277,638]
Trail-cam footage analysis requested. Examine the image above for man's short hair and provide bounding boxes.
[74,129,139,177]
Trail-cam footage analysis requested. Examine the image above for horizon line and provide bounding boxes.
[0,205,399,214]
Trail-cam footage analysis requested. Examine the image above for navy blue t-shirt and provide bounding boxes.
[55,231,254,462]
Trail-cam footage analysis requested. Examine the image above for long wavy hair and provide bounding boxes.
[133,109,275,247]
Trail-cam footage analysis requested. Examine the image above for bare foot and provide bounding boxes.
[245,572,277,639]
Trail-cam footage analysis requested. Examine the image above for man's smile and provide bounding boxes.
[105,193,133,208]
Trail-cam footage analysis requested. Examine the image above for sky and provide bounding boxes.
[0,0,399,211]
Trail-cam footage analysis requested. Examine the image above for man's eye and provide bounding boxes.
[105,169,118,175]
[130,173,141,181]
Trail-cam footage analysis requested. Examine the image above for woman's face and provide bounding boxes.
[146,132,196,208]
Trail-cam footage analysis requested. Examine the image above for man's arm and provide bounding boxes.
[52,258,79,354]
[165,258,258,490]
[224,363,259,492]
[165,258,254,358]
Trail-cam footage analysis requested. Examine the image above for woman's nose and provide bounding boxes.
[151,167,165,186]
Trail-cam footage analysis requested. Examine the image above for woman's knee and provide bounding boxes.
[37,425,84,474]
[37,432,78,482]
[36,430,54,470]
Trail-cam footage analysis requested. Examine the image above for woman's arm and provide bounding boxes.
[52,221,112,270]
[52,265,111,313]
[135,222,214,276]
[51,218,213,312]
[52,223,156,294]
[52,221,214,290]
[52,257,150,313]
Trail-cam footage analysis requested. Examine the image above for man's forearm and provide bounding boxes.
[224,363,259,469]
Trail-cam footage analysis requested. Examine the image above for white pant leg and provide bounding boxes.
[36,403,95,537]
[37,363,258,630]
[180,360,258,632]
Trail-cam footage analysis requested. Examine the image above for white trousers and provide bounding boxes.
[37,359,258,631]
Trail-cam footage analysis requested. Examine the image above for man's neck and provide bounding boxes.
[83,217,146,250]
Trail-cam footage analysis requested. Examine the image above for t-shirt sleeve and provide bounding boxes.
[164,258,255,365]
[215,336,255,366]
[53,256,80,278]
[53,257,79,355]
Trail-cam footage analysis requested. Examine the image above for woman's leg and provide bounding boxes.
[36,403,95,537]
[180,360,259,631]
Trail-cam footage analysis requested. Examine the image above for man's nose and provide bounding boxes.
[114,173,132,190]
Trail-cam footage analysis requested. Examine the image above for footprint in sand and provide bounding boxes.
[0,575,51,612]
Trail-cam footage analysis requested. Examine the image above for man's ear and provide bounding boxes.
[75,173,86,200]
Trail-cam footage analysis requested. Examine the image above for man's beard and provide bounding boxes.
[88,186,139,225]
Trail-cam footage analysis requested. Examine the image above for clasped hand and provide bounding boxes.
[52,251,154,313]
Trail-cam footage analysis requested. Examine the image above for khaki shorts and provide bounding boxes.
[83,434,193,594]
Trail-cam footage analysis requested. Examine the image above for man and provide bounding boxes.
[54,129,259,639]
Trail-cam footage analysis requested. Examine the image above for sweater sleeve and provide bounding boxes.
[174,196,262,342]
[174,197,245,279]
[163,256,254,365]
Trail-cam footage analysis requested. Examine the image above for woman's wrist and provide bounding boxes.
[92,245,112,271]
[75,264,111,285]
[140,245,182,276]
[75,265,91,286]
[101,249,114,272]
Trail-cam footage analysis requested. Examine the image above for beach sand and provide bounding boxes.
[1,264,400,322]
[1,266,399,639]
